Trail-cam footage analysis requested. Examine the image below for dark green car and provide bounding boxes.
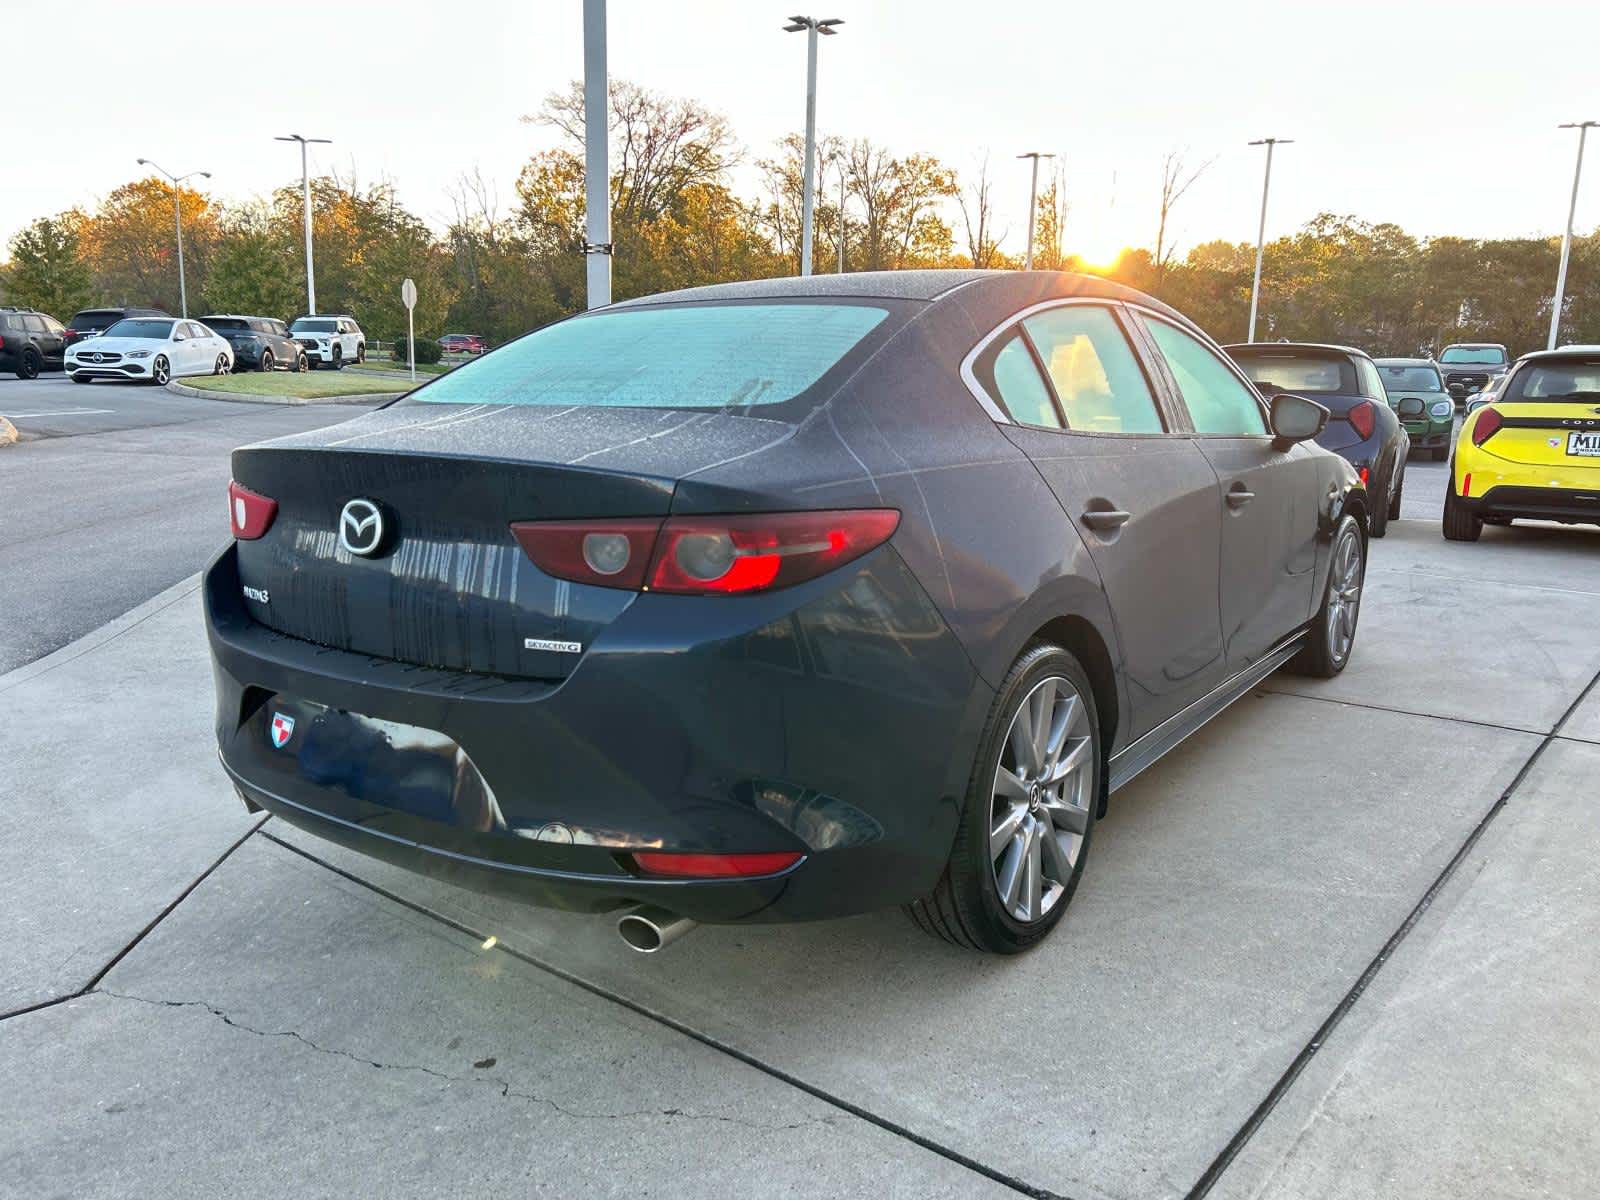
[1376,358,1455,461]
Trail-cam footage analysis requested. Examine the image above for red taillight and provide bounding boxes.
[1358,466,1370,485]
[1347,400,1376,441]
[631,851,803,878]
[510,509,900,596]
[509,518,663,590]
[228,480,277,539]
[1471,407,1502,446]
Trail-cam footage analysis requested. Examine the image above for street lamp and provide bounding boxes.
[1246,137,1293,343]
[275,133,332,315]
[136,158,210,317]
[783,15,842,276]
[1017,152,1054,270]
[1549,120,1596,350]
[582,0,611,309]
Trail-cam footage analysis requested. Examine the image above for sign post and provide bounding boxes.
[400,277,418,384]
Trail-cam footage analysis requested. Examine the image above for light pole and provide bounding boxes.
[1550,120,1596,350]
[275,133,331,315]
[838,166,847,273]
[136,158,210,317]
[784,15,842,276]
[1018,152,1054,270]
[582,0,611,309]
[1246,137,1292,343]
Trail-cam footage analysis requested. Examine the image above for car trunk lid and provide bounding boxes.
[229,403,796,681]
[1478,402,1600,468]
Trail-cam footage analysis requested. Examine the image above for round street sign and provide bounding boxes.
[400,278,417,309]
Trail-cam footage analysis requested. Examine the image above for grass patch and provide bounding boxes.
[185,371,407,399]
[358,357,454,376]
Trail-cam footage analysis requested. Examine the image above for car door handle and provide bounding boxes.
[1080,509,1132,531]
[1226,485,1256,509]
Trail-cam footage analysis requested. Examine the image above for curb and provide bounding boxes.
[0,416,16,447]
[0,573,203,695]
[164,379,405,406]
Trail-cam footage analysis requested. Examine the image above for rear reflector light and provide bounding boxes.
[1347,400,1376,441]
[1462,472,1472,497]
[1471,406,1502,446]
[228,480,277,539]
[511,509,900,596]
[631,851,803,878]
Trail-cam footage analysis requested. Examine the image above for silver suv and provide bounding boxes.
[288,315,366,369]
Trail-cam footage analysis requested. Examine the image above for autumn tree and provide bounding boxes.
[80,178,220,311]
[2,213,94,317]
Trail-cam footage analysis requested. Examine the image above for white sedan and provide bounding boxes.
[65,317,233,385]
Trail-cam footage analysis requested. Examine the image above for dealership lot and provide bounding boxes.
[2,380,1597,1199]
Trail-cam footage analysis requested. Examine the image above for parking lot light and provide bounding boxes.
[1246,137,1293,343]
[275,134,332,316]
[784,16,843,277]
[1017,152,1055,271]
[136,158,211,318]
[1550,121,1597,350]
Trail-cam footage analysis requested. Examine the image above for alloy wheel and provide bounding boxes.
[990,675,1094,923]
[1325,524,1363,665]
[296,352,308,372]
[215,354,230,375]
[261,351,275,373]
[153,356,169,385]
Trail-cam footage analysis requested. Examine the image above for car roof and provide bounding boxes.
[200,314,280,321]
[1374,357,1437,367]
[1224,341,1372,361]
[1442,341,1506,348]
[1514,347,1600,365]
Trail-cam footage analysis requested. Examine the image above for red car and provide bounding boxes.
[438,333,487,355]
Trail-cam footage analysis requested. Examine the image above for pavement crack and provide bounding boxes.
[93,987,830,1131]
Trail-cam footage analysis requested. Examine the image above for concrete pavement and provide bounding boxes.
[2,475,1597,1196]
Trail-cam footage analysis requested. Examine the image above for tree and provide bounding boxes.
[2,213,93,318]
[841,139,957,270]
[1154,150,1214,294]
[80,178,220,311]
[956,154,1008,269]
[1031,168,1068,273]
[202,205,301,319]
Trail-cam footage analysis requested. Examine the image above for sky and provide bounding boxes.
[6,0,1599,265]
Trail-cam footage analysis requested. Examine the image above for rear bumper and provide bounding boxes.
[1460,485,1600,525]
[204,543,989,922]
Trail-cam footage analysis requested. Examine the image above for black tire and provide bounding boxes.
[17,349,40,380]
[355,343,366,364]
[331,346,344,371]
[1442,466,1483,542]
[1387,470,1403,522]
[151,355,170,386]
[214,353,231,376]
[259,350,275,373]
[1367,468,1390,538]
[906,643,1101,954]
[295,352,309,373]
[1431,446,1448,462]
[1287,513,1365,678]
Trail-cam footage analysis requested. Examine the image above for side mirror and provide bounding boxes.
[1397,396,1427,418]
[172,333,186,342]
[1269,393,1329,448]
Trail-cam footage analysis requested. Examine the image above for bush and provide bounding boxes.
[391,336,443,365]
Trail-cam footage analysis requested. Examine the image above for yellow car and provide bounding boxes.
[1443,348,1600,540]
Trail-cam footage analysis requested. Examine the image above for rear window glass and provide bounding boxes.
[205,318,250,332]
[1231,352,1358,395]
[103,319,174,339]
[1440,346,1507,365]
[1378,364,1443,391]
[408,303,891,410]
[1504,361,1600,402]
[71,310,123,330]
[292,319,338,333]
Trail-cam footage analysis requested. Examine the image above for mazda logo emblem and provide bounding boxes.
[338,498,386,557]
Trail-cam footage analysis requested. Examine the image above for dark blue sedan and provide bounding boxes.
[206,271,1369,955]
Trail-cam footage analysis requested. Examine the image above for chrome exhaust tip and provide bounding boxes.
[617,905,697,954]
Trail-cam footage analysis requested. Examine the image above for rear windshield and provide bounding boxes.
[1503,360,1600,402]
[1231,352,1358,395]
[103,319,173,339]
[1378,364,1443,391]
[408,302,891,411]
[1440,346,1507,365]
[71,310,124,330]
[204,317,250,332]
[291,318,338,333]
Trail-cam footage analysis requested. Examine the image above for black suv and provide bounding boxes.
[199,315,307,373]
[0,307,68,378]
[63,306,172,351]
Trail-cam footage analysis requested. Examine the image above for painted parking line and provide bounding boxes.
[0,409,115,418]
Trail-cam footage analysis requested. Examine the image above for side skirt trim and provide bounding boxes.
[1107,634,1305,793]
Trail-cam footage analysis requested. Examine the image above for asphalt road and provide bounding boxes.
[0,372,375,673]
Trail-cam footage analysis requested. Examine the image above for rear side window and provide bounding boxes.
[987,333,1062,428]
[1019,305,1163,434]
[24,315,47,332]
[409,302,891,411]
[1145,320,1268,436]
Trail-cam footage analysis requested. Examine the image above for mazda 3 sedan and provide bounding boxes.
[206,271,1369,955]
